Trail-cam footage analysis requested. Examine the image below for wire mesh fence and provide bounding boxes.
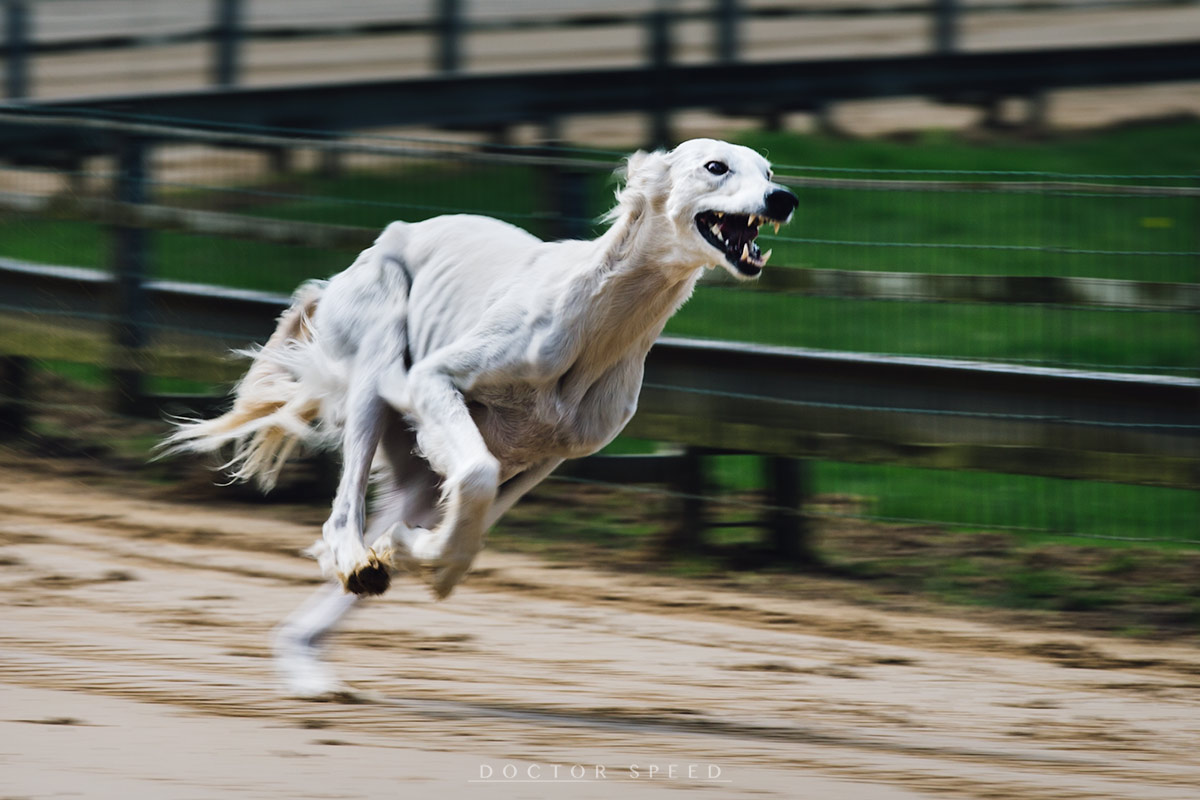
[0,112,1196,551]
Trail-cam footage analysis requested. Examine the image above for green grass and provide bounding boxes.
[762,189,1196,282]
[736,124,1200,300]
[600,443,1199,548]
[740,122,1200,178]
[231,163,569,230]
[666,291,1196,370]
[809,461,1200,547]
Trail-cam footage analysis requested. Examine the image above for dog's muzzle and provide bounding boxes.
[695,188,797,277]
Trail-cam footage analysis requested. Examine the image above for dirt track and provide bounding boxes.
[1,460,1199,799]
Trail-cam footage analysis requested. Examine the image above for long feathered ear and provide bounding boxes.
[605,149,670,223]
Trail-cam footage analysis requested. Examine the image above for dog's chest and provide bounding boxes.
[468,374,636,470]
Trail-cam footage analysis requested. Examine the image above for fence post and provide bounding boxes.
[110,136,151,415]
[714,0,739,63]
[4,0,29,99]
[647,2,674,148]
[932,0,958,54]
[548,163,590,242]
[660,447,706,552]
[765,456,816,564]
[435,0,463,73]
[211,0,243,86]
[0,356,30,438]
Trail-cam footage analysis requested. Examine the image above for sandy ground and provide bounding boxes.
[1,459,1199,800]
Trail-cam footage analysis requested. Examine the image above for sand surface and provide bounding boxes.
[1,461,1199,799]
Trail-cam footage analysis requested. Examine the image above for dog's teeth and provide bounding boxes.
[741,243,750,260]
[773,222,780,234]
[711,224,722,238]
[715,211,724,218]
[761,249,773,264]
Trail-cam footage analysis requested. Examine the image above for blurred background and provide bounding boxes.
[1,0,1198,630]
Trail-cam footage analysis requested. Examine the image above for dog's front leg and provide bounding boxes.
[380,360,499,599]
[318,381,391,596]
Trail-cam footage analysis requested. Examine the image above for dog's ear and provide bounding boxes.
[623,149,669,190]
[609,149,670,221]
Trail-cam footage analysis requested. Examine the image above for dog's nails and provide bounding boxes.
[761,249,773,264]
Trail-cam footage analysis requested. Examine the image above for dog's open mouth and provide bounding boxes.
[695,211,779,277]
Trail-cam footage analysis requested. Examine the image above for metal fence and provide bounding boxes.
[6,0,1200,108]
[0,112,1195,552]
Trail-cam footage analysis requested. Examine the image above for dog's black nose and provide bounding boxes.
[765,188,798,221]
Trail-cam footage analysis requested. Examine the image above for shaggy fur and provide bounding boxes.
[163,138,797,696]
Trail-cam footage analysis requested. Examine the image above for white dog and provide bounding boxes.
[164,138,797,696]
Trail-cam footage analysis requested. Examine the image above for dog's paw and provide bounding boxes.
[380,524,433,575]
[304,539,336,578]
[428,555,473,600]
[341,551,391,596]
[429,570,462,600]
[390,524,443,561]
[379,525,472,599]
[274,626,352,700]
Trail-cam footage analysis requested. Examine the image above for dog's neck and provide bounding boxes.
[558,203,704,389]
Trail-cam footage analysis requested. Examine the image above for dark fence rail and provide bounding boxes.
[4,39,1200,164]
[4,0,1195,69]
[4,0,1200,99]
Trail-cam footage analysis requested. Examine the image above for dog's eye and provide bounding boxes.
[704,161,729,176]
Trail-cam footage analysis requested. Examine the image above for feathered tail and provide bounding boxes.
[160,280,334,491]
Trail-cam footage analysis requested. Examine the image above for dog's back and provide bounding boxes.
[159,214,549,489]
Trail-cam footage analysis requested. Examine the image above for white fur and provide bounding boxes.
[164,138,794,697]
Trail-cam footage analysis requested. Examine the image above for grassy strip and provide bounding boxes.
[599,441,1198,548]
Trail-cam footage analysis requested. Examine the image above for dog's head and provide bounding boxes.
[617,138,798,279]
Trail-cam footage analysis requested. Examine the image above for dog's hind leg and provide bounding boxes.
[272,581,360,698]
[364,417,443,567]
[378,360,500,599]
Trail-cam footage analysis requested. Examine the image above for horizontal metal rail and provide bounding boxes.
[5,1,1192,58]
[3,41,1200,158]
[1,258,1195,488]
[6,110,1199,194]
